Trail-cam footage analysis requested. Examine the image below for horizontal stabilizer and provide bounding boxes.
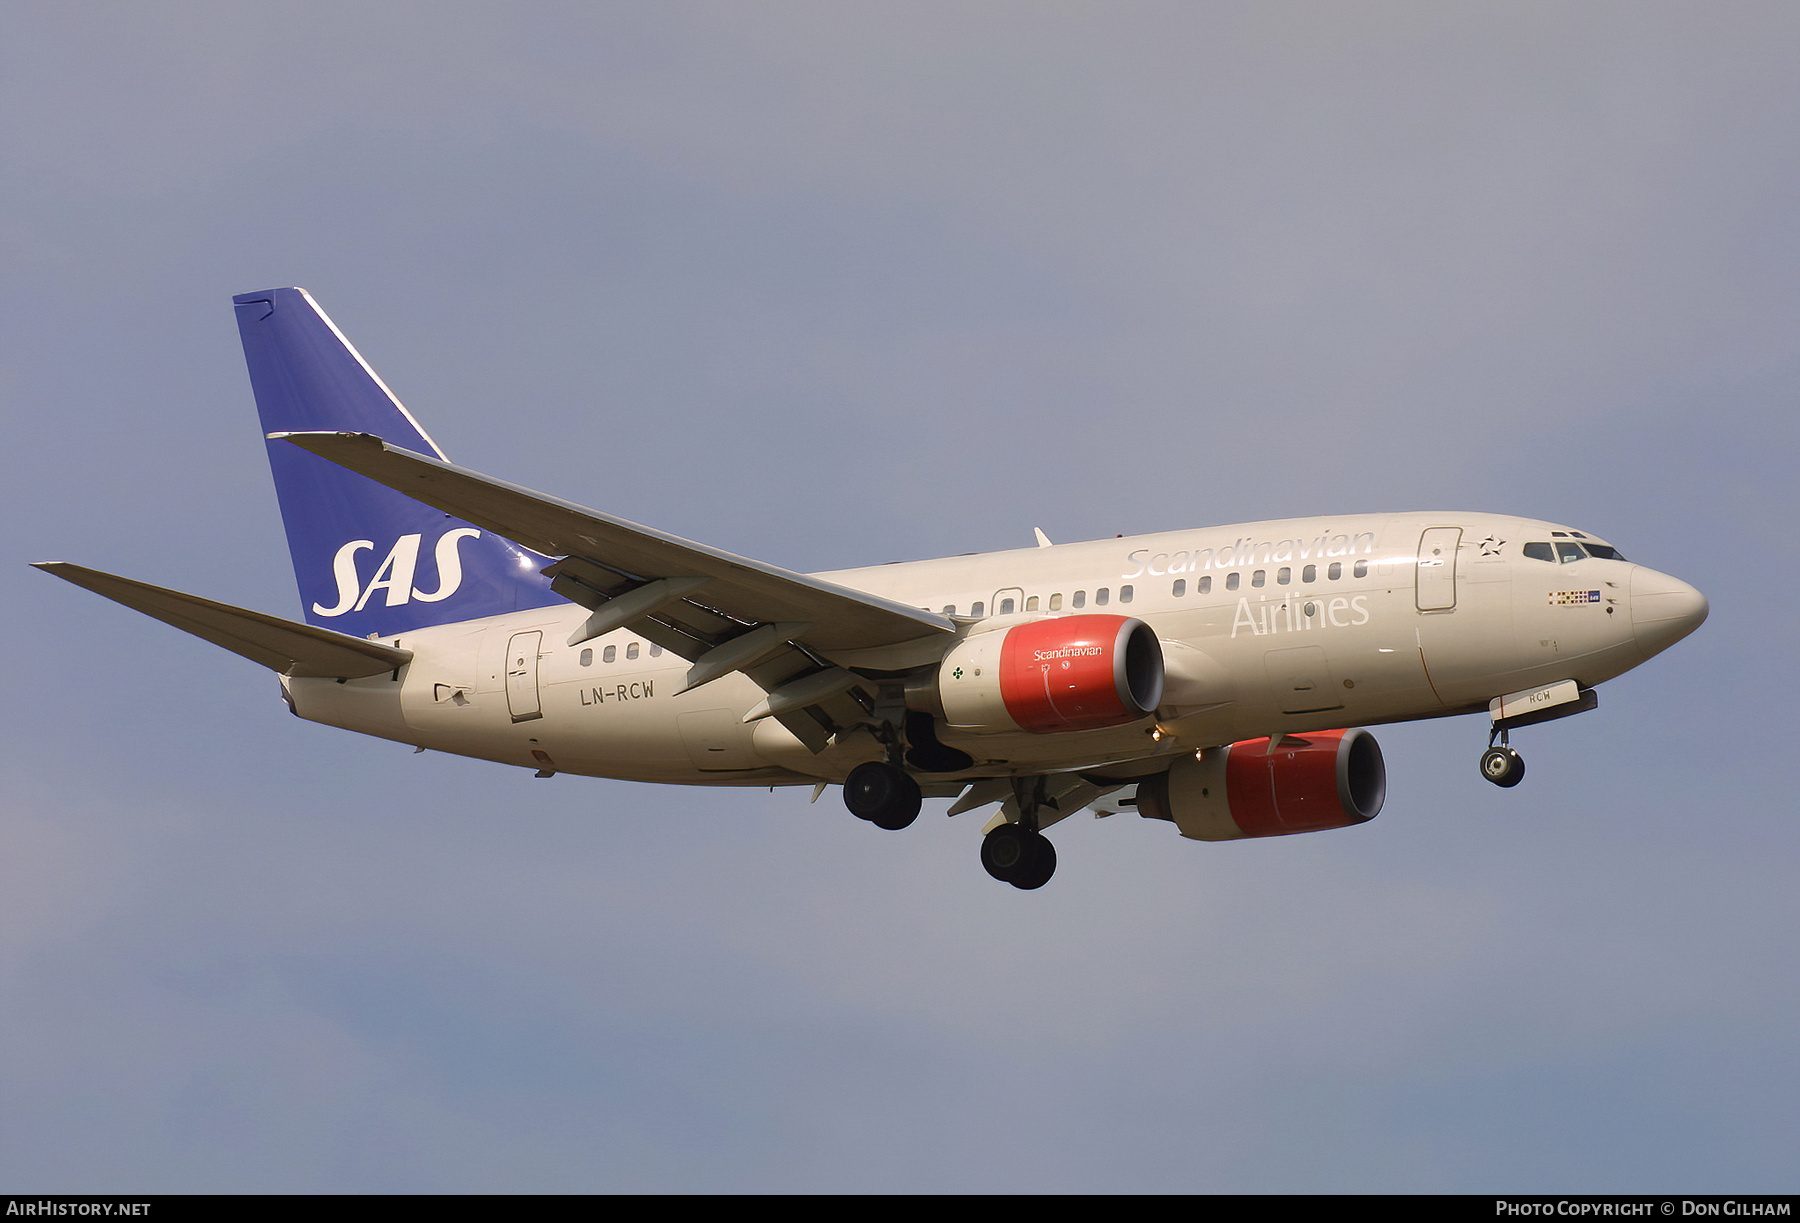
[34,562,413,679]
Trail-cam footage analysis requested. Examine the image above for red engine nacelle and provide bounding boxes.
[1136,728,1386,840]
[926,615,1165,735]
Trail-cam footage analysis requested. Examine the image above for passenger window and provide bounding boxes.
[1328,562,1341,580]
[1225,573,1239,591]
[626,642,640,659]
[579,648,593,667]
[1120,585,1133,603]
[1302,564,1316,583]
[1277,567,1291,585]
[1198,575,1211,594]
[999,597,1015,615]
[603,645,617,663]
[971,601,985,617]
[650,644,662,657]
[1026,595,1039,611]
[942,604,956,615]
[1072,591,1086,608]
[1049,593,1063,611]
[1251,570,1266,588]
[1096,588,1109,606]
[1353,560,1369,578]
[1172,579,1185,597]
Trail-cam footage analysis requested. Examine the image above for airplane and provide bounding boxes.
[35,287,1710,890]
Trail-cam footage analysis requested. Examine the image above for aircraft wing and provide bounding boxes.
[278,431,952,652]
[34,561,413,679]
[278,431,958,750]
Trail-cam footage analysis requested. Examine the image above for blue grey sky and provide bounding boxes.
[2,2,1794,1192]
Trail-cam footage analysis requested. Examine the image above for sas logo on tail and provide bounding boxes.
[313,529,482,617]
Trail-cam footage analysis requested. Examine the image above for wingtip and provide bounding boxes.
[232,285,309,301]
[270,430,385,447]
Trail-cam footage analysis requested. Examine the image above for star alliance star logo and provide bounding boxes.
[1479,535,1505,557]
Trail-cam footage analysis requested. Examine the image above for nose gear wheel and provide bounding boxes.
[1479,726,1526,788]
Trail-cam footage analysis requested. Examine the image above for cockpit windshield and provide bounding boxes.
[1522,540,1629,563]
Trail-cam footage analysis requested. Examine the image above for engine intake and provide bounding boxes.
[922,615,1164,735]
[1136,728,1385,840]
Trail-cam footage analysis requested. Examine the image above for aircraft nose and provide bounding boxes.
[1629,565,1708,658]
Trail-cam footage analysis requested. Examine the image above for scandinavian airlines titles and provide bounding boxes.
[1122,529,1377,579]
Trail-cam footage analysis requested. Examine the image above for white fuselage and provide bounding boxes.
[283,511,1697,787]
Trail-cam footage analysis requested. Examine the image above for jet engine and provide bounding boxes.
[1135,728,1385,840]
[913,614,1164,735]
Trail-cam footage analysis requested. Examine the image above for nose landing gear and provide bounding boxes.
[1479,728,1526,788]
[1479,681,1600,789]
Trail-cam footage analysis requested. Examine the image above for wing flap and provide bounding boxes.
[35,562,412,679]
[954,775,1125,832]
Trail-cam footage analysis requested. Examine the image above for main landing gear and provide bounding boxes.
[839,757,1061,891]
[843,760,922,830]
[981,823,1056,890]
[1479,728,1526,788]
[978,775,1058,889]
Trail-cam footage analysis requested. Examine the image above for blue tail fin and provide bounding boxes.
[234,288,561,637]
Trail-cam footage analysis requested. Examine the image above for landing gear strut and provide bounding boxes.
[977,775,1058,889]
[1480,727,1526,788]
[843,761,922,830]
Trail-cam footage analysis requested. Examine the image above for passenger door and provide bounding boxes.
[505,630,543,723]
